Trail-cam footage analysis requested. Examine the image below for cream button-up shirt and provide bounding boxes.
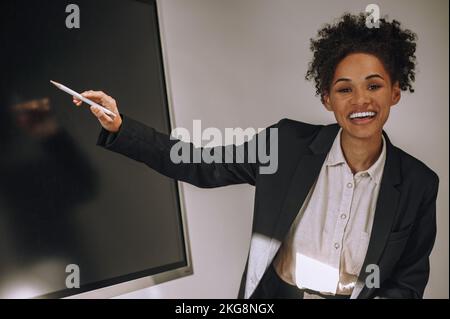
[273,128,386,296]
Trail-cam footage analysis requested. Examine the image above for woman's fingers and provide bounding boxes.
[72,96,82,106]
[71,89,121,132]
[73,91,105,106]
[81,91,107,106]
[81,91,104,102]
[72,91,117,113]
[90,105,114,123]
[79,91,118,112]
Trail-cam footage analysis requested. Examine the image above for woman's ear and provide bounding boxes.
[391,81,401,106]
[322,92,333,111]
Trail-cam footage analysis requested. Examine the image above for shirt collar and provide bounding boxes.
[326,128,387,184]
[326,128,346,167]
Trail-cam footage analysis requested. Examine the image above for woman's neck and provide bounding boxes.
[340,131,383,174]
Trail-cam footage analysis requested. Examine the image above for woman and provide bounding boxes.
[73,13,439,299]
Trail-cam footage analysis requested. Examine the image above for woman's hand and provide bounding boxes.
[72,90,122,133]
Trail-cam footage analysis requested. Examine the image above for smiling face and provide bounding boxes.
[322,53,401,141]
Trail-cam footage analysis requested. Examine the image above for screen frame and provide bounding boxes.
[59,0,193,299]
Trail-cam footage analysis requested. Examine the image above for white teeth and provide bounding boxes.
[349,111,376,119]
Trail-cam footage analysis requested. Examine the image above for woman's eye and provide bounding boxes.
[369,84,381,90]
[337,88,350,93]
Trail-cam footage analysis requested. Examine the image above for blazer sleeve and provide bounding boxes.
[97,114,280,188]
[376,173,439,299]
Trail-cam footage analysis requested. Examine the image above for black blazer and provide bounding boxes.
[97,115,439,299]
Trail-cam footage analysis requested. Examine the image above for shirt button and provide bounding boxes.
[340,214,347,219]
[362,173,369,177]
[347,182,353,188]
[334,243,340,249]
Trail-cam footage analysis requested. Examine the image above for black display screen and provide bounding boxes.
[0,0,188,298]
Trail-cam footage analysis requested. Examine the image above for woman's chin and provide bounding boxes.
[342,125,382,141]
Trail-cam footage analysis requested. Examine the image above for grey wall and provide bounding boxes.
[118,0,448,299]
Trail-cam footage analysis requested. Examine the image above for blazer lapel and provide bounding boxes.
[352,132,402,299]
[273,124,340,241]
[273,154,325,240]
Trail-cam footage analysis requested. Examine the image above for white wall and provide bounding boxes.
[117,0,448,299]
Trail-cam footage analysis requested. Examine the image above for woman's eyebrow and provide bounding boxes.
[333,74,385,85]
[366,74,385,81]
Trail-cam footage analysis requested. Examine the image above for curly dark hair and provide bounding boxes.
[305,12,418,103]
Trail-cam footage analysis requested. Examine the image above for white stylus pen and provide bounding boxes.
[50,80,116,119]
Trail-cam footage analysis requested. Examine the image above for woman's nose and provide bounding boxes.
[351,88,370,106]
